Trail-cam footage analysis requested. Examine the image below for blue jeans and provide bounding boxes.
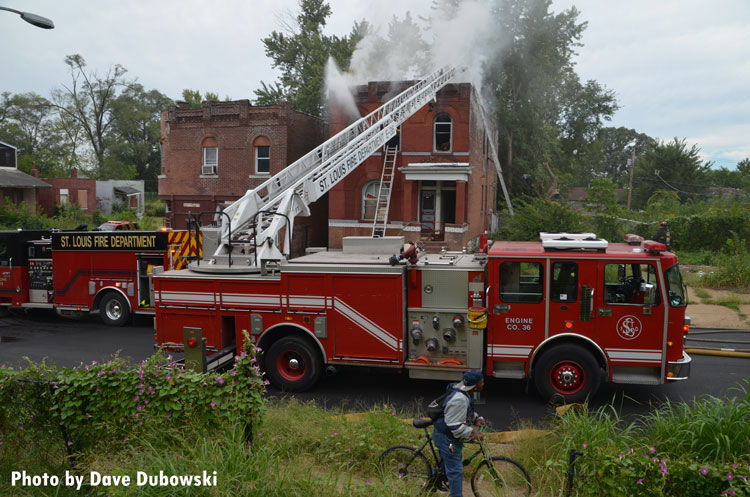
[432,428,464,497]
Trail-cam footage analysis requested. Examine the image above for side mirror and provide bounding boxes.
[641,282,657,305]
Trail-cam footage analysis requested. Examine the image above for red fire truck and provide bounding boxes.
[0,229,198,326]
[153,233,691,402]
[151,67,689,402]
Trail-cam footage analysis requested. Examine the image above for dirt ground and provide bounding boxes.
[685,286,750,329]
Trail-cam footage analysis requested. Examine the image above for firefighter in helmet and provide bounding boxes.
[654,221,672,251]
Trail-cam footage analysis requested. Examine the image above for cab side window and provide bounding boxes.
[604,263,660,305]
[551,261,578,302]
[500,261,543,303]
[0,242,8,266]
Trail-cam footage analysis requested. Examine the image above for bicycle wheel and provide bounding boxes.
[471,456,532,497]
[377,446,433,494]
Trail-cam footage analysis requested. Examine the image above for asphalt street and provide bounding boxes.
[1,309,748,432]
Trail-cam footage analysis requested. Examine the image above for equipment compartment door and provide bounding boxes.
[332,273,403,362]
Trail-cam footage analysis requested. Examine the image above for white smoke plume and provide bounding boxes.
[325,0,511,114]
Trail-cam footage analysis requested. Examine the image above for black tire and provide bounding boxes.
[265,336,322,392]
[99,292,130,327]
[534,344,602,404]
[471,456,532,497]
[377,446,433,495]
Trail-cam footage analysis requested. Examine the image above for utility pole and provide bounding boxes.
[627,147,635,211]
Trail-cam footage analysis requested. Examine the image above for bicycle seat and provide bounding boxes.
[413,418,434,429]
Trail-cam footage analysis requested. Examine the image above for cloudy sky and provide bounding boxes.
[3,0,749,168]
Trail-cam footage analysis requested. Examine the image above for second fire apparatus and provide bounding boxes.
[153,233,691,402]
[0,229,198,326]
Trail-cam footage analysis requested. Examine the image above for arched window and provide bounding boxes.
[362,180,380,220]
[253,136,271,174]
[201,136,218,175]
[434,113,452,152]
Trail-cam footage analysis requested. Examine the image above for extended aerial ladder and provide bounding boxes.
[193,66,458,273]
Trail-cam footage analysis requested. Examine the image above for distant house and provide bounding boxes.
[0,141,52,208]
[96,180,145,215]
[37,168,97,214]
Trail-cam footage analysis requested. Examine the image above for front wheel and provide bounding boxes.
[265,336,322,392]
[99,292,130,326]
[471,456,532,497]
[533,344,602,404]
[377,446,433,495]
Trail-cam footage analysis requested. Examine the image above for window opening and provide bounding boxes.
[604,263,660,305]
[256,145,270,174]
[499,261,543,303]
[434,113,452,152]
[551,261,578,302]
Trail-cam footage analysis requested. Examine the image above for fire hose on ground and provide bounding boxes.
[684,328,750,358]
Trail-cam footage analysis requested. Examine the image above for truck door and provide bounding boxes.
[489,260,546,358]
[598,261,665,372]
[547,260,598,339]
[137,254,165,308]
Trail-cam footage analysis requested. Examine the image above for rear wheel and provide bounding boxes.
[534,344,601,403]
[377,446,433,495]
[471,456,532,497]
[265,336,322,392]
[99,292,130,326]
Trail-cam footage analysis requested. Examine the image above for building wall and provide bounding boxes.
[158,100,329,254]
[327,82,495,251]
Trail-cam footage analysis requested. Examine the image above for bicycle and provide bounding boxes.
[377,417,532,497]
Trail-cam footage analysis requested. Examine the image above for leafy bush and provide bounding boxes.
[144,199,166,217]
[496,197,585,240]
[0,338,265,456]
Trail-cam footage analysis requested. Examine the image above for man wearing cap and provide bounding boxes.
[433,370,486,496]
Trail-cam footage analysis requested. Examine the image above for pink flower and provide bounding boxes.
[582,443,588,449]
[636,478,643,485]
[210,401,216,407]
[726,473,735,481]
[649,446,656,453]
[216,377,225,385]
[700,468,709,476]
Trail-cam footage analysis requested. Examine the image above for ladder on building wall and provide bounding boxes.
[371,145,399,237]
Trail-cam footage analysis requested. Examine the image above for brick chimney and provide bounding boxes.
[70,167,78,179]
[31,162,39,178]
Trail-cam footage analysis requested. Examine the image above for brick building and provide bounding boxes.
[37,167,97,215]
[327,82,497,251]
[158,100,328,255]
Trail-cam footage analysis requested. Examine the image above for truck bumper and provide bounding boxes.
[666,351,691,381]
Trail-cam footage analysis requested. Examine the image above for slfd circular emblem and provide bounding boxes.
[616,315,642,340]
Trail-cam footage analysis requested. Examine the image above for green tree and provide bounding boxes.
[583,178,620,215]
[631,138,711,208]
[593,127,655,187]
[51,54,129,178]
[109,84,173,188]
[255,0,364,116]
[483,0,617,198]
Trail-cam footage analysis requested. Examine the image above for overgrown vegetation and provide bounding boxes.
[0,200,165,231]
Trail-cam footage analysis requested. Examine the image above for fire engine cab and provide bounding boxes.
[0,229,198,326]
[153,233,691,402]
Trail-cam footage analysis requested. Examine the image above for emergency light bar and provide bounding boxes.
[539,232,597,241]
[540,232,608,252]
[643,241,667,254]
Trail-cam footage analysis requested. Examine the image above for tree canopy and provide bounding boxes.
[254,0,365,116]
